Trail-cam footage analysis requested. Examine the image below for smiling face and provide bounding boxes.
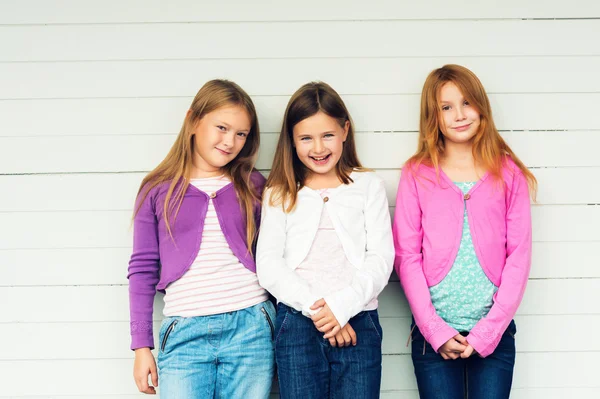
[438,82,481,145]
[190,105,251,177]
[292,111,349,182]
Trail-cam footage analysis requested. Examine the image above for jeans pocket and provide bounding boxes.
[160,319,178,353]
[366,311,383,342]
[260,306,275,340]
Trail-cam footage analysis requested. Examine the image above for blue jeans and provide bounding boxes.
[275,303,383,399]
[410,320,517,399]
[157,300,275,399]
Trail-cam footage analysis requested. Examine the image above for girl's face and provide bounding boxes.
[438,82,481,145]
[190,105,251,176]
[292,111,349,180]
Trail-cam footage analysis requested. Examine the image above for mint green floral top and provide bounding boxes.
[429,181,498,332]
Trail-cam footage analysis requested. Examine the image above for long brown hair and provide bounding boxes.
[408,64,537,199]
[266,81,366,212]
[135,79,261,249]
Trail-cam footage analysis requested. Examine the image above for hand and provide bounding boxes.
[310,298,341,339]
[439,334,468,360]
[328,323,358,347]
[133,347,158,394]
[460,344,478,359]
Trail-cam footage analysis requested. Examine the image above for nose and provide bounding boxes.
[222,132,234,148]
[313,138,324,154]
[455,107,466,121]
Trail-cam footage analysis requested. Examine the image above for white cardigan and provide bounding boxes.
[256,171,394,327]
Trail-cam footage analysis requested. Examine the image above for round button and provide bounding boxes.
[464,193,471,200]
[209,192,216,199]
[323,196,329,203]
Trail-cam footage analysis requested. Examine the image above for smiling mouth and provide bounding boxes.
[309,154,332,164]
[453,123,472,131]
[215,148,231,155]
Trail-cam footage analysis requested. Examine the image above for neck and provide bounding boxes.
[305,170,343,190]
[442,140,475,166]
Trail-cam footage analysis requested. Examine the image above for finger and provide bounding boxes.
[329,336,337,346]
[137,375,149,393]
[440,352,449,360]
[461,345,474,359]
[347,326,357,345]
[454,334,468,345]
[318,321,336,332]
[142,386,157,394]
[341,330,352,346]
[323,325,340,339]
[311,312,326,322]
[448,352,459,360]
[151,364,158,387]
[335,333,345,347]
[310,299,326,310]
[448,342,468,352]
[314,316,332,328]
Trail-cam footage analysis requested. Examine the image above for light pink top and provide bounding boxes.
[163,175,268,317]
[296,188,377,320]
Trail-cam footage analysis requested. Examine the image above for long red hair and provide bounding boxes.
[408,64,537,198]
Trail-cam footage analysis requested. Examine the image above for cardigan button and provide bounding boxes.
[464,193,471,200]
[209,192,217,199]
[323,196,329,203]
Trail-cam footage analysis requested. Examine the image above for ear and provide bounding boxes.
[342,120,350,142]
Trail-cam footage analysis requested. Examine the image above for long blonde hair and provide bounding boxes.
[135,79,261,249]
[408,64,537,198]
[266,81,366,212]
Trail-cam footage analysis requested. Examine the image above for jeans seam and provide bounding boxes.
[366,312,382,341]
[274,309,289,346]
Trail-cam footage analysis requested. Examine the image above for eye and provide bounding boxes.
[324,133,334,138]
[217,125,227,131]
[441,105,451,111]
[463,100,470,106]
[237,132,248,138]
[300,137,311,141]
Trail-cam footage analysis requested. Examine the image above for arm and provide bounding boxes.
[324,176,395,328]
[393,167,458,352]
[127,186,160,350]
[256,189,320,316]
[467,170,532,357]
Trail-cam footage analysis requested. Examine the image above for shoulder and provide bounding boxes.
[351,170,383,188]
[250,170,267,191]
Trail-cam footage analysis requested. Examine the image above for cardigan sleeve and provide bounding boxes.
[467,169,532,357]
[127,185,161,350]
[393,166,459,352]
[324,175,394,328]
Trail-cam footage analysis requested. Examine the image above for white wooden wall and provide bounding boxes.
[1,1,599,398]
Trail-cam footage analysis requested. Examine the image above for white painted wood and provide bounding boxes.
[1,0,598,24]
[1,95,599,138]
[2,130,600,175]
[1,279,597,324]
[1,20,598,62]
[2,57,600,99]
[2,315,597,360]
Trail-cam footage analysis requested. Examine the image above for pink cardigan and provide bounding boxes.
[392,158,532,357]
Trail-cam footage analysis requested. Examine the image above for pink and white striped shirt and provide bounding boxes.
[163,175,268,317]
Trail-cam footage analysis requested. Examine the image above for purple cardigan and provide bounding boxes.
[127,171,266,350]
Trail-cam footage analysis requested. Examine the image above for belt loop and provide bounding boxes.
[422,339,426,355]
